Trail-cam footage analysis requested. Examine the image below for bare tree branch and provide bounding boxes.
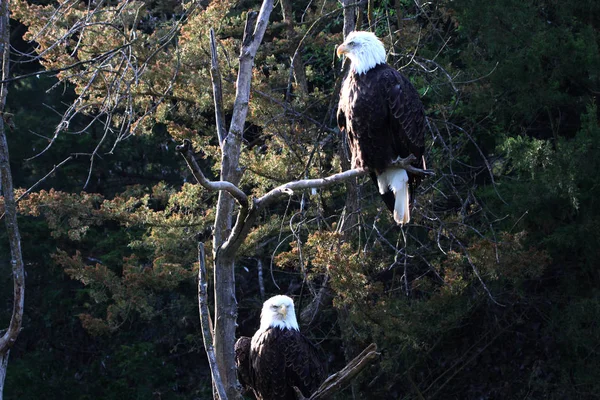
[207,2,275,399]
[180,143,433,261]
[0,4,25,397]
[293,343,380,400]
[0,42,135,84]
[209,29,227,147]
[176,140,248,209]
[257,168,365,208]
[180,143,432,212]
[198,243,228,400]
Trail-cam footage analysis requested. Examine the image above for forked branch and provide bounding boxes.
[177,144,434,213]
[177,139,248,209]
[177,144,434,257]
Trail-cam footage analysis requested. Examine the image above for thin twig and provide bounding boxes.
[0,42,135,84]
[0,156,73,221]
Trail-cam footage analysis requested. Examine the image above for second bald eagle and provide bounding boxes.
[337,31,426,225]
[235,295,324,400]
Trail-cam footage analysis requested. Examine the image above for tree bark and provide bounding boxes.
[198,243,228,400]
[210,29,227,147]
[340,0,357,38]
[210,2,274,399]
[293,344,379,400]
[0,352,7,400]
[0,3,26,399]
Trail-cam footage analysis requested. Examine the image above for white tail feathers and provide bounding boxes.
[376,168,410,225]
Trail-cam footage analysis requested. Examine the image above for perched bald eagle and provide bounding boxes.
[337,31,426,225]
[235,295,325,400]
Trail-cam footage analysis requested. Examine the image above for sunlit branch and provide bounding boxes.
[176,140,249,209]
[257,168,366,208]
[209,28,227,147]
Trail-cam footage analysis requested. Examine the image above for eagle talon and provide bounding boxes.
[390,154,417,168]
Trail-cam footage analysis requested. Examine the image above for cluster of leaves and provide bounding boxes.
[1,181,213,397]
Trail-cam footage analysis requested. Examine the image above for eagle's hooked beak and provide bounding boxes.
[278,304,288,318]
[336,43,349,58]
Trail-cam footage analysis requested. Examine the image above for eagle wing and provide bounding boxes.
[385,68,425,167]
[250,328,325,399]
[283,330,325,397]
[251,330,286,399]
[234,336,252,393]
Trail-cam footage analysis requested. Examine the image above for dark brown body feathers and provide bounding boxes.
[337,63,425,213]
[235,327,324,400]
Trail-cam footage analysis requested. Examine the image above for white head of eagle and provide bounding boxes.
[336,31,386,75]
[259,294,300,331]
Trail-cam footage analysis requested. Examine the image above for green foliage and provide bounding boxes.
[454,0,600,137]
[6,341,200,400]
[549,294,600,395]
[495,103,600,275]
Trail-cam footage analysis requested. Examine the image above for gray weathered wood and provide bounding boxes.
[0,3,26,399]
[209,2,274,398]
[293,344,379,400]
[198,243,228,400]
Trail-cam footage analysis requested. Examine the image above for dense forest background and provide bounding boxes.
[1,0,599,398]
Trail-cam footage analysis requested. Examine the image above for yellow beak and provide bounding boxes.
[278,305,288,318]
[336,43,349,58]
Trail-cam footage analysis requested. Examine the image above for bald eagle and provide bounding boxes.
[235,295,325,400]
[337,31,426,225]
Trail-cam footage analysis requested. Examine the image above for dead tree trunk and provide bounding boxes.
[209,2,274,398]
[0,3,26,399]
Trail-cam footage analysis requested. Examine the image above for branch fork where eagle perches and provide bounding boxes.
[177,139,433,255]
[176,138,434,210]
